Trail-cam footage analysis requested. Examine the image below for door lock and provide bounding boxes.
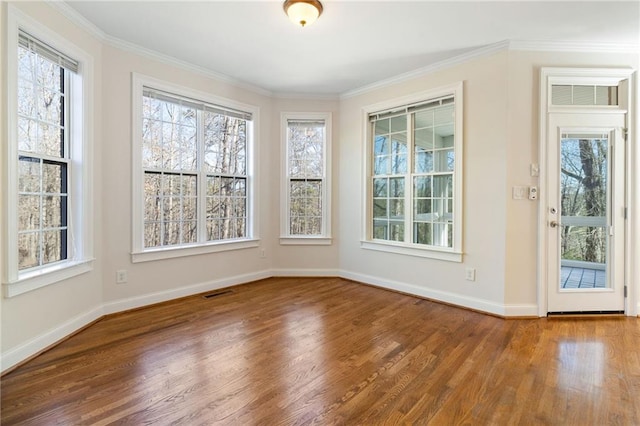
[550,207,557,214]
[550,221,559,228]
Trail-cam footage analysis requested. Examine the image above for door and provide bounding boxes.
[546,112,626,313]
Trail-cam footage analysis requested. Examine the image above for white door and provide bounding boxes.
[546,112,626,313]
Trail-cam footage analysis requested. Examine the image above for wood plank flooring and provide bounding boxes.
[2,277,639,425]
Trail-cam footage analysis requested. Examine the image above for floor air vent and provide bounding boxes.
[202,290,234,299]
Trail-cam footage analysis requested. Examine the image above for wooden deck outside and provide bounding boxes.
[561,266,606,289]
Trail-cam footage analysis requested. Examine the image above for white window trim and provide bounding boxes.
[361,82,464,262]
[279,112,332,245]
[131,73,261,263]
[2,6,95,297]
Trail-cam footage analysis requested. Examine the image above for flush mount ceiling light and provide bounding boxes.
[283,0,323,27]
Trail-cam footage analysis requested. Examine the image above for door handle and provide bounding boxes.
[550,221,559,228]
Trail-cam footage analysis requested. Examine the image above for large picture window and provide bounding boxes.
[133,76,257,261]
[364,83,463,261]
[281,113,331,244]
[4,21,93,297]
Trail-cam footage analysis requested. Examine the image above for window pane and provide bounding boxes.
[414,110,434,128]
[43,195,66,228]
[414,222,431,245]
[18,157,40,193]
[414,149,433,173]
[390,221,404,242]
[390,116,406,133]
[38,89,62,126]
[43,161,65,194]
[373,178,388,197]
[389,178,404,197]
[375,118,390,135]
[18,232,40,269]
[18,195,40,231]
[414,128,434,151]
[18,117,37,152]
[43,229,65,264]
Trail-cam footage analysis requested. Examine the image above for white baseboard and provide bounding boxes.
[271,268,341,277]
[339,270,538,317]
[102,270,272,315]
[1,304,104,373]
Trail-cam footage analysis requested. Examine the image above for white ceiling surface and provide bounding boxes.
[65,1,640,96]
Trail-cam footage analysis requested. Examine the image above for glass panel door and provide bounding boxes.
[559,133,609,290]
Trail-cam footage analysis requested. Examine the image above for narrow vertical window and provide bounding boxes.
[17,32,76,270]
[364,83,462,261]
[281,113,332,243]
[4,22,93,297]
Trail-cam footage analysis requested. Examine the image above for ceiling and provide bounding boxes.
[64,1,639,96]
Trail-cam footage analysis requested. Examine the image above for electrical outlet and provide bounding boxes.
[465,267,476,281]
[116,270,128,284]
[260,249,266,258]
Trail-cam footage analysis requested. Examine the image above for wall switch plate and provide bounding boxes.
[116,270,128,284]
[465,268,476,281]
[512,186,527,200]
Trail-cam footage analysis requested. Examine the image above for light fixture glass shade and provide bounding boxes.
[283,0,323,27]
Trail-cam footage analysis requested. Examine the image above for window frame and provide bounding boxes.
[361,82,464,262]
[280,112,332,245]
[2,6,95,297]
[131,74,260,263]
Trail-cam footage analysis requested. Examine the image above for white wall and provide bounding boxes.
[1,2,638,373]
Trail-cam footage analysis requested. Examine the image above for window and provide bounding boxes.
[363,83,463,261]
[281,113,331,244]
[3,18,93,297]
[132,76,258,262]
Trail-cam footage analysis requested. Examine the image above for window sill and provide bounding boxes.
[280,236,333,246]
[131,239,260,263]
[361,240,463,262]
[3,259,95,298]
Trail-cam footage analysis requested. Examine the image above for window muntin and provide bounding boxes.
[141,87,251,250]
[368,90,461,254]
[17,32,73,271]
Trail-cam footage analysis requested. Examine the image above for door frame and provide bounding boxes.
[537,67,637,317]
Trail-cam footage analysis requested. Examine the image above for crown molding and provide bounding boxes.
[47,1,108,40]
[340,39,639,99]
[103,35,273,97]
[340,40,511,99]
[49,0,274,98]
[509,40,640,53]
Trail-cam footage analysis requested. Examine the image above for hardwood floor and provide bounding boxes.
[2,277,639,425]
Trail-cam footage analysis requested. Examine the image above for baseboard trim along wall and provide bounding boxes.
[1,305,104,374]
[1,268,539,373]
[339,270,539,318]
[102,270,273,315]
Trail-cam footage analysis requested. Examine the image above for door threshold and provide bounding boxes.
[547,311,625,319]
